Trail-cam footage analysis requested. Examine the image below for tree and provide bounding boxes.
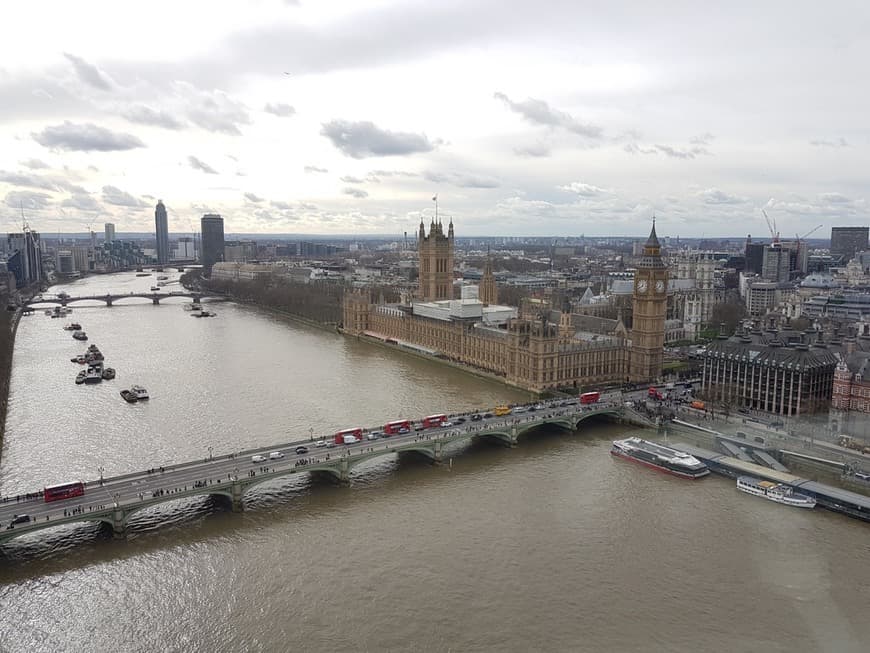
[709,299,747,335]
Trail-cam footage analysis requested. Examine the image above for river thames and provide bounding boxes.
[1,272,868,652]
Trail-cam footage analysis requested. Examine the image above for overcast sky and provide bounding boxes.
[1,0,867,239]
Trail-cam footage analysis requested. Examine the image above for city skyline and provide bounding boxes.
[0,1,868,238]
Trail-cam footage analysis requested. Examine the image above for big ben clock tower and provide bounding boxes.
[630,220,668,382]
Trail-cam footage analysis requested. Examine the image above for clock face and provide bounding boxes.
[637,279,648,293]
[655,280,665,293]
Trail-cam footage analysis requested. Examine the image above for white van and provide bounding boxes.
[251,454,267,463]
[269,451,284,460]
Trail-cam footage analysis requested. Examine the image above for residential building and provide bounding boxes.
[155,200,169,265]
[5,229,42,287]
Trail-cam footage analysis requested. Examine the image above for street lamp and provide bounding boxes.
[208,446,213,461]
[309,427,314,441]
[98,465,104,485]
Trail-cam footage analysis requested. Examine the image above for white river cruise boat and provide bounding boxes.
[736,476,816,509]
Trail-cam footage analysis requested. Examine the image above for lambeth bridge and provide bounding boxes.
[25,291,226,307]
[0,401,654,545]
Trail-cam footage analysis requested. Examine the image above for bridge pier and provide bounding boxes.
[111,508,127,539]
[106,297,113,307]
[432,440,443,463]
[230,480,244,512]
[337,457,350,485]
[152,296,160,304]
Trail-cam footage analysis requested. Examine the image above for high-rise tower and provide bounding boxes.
[200,213,225,276]
[155,200,169,264]
[417,218,454,301]
[630,220,668,382]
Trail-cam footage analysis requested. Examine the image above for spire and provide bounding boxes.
[448,218,454,239]
[645,217,660,250]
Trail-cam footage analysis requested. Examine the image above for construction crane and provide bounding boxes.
[796,224,823,242]
[761,209,779,244]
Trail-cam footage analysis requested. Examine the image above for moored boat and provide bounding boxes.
[102,367,116,380]
[120,389,138,403]
[72,330,88,341]
[63,322,82,331]
[84,364,103,384]
[736,476,816,508]
[75,370,87,385]
[611,437,710,479]
[130,385,149,400]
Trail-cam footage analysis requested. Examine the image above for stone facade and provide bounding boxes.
[417,219,454,301]
[342,222,667,393]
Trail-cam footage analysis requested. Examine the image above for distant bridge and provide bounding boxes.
[0,402,654,545]
[25,291,226,307]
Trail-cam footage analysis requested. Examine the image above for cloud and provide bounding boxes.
[63,52,113,90]
[182,84,251,135]
[270,200,293,210]
[264,102,296,117]
[818,192,851,204]
[244,192,264,202]
[102,185,148,208]
[0,170,86,194]
[368,169,418,178]
[0,170,62,192]
[188,155,218,174]
[696,188,747,204]
[19,158,48,169]
[654,144,711,159]
[321,120,438,158]
[624,142,657,155]
[123,105,186,130]
[423,170,500,188]
[513,142,551,157]
[343,187,369,198]
[340,175,365,183]
[809,137,849,148]
[559,182,609,197]
[304,165,328,173]
[32,122,145,152]
[61,193,101,211]
[5,190,53,211]
[689,132,715,145]
[493,92,602,138]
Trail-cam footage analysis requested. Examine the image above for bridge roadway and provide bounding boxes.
[0,398,653,545]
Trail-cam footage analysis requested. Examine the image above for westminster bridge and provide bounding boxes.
[25,291,226,307]
[0,400,654,546]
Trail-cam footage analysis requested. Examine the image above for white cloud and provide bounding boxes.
[188,156,218,174]
[33,122,145,152]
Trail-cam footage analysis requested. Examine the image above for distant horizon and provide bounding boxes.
[29,231,834,245]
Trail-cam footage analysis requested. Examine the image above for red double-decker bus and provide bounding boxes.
[384,419,411,435]
[422,414,448,428]
[580,391,600,404]
[334,427,363,444]
[44,481,85,503]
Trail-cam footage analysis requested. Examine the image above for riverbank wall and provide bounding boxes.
[0,308,22,460]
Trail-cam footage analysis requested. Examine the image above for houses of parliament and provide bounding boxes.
[343,218,668,393]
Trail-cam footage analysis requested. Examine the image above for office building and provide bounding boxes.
[104,223,115,243]
[831,227,869,261]
[155,200,169,265]
[761,245,790,282]
[200,214,225,276]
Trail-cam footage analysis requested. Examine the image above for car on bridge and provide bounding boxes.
[251,454,267,463]
[471,414,483,421]
[315,440,327,447]
[366,431,382,440]
[269,451,284,460]
[295,446,309,455]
